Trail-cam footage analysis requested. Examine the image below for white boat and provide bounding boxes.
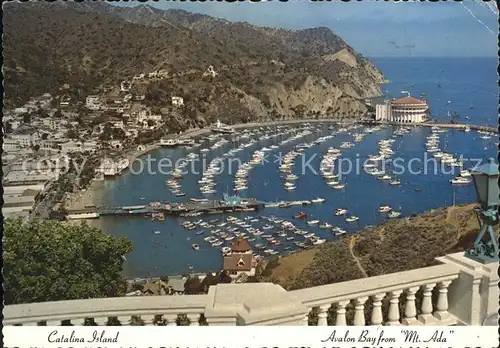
[335,208,348,216]
[333,184,345,189]
[378,205,392,213]
[311,197,326,203]
[160,139,178,147]
[307,220,320,225]
[460,170,471,177]
[285,185,296,191]
[464,125,471,132]
[450,177,472,184]
[389,179,401,185]
[345,216,359,222]
[153,230,161,235]
[388,211,401,219]
[319,223,333,229]
[211,119,234,134]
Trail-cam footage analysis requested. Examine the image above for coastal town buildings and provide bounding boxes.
[172,96,184,107]
[375,96,430,123]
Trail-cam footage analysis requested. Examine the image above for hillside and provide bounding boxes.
[262,204,486,290]
[4,2,384,127]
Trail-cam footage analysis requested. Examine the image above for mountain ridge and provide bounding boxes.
[4,2,384,128]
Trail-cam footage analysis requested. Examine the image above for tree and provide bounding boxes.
[5,121,13,133]
[54,109,63,118]
[66,129,79,139]
[4,218,133,305]
[22,113,31,124]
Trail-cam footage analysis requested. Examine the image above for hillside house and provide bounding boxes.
[120,81,132,92]
[59,96,71,107]
[14,107,29,115]
[172,96,184,107]
[41,118,58,130]
[11,127,40,147]
[3,138,21,152]
[85,96,102,110]
[133,73,145,80]
[223,238,257,278]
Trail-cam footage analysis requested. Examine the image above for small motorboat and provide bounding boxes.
[307,220,320,225]
[335,208,348,216]
[311,197,326,204]
[378,205,392,213]
[345,216,359,223]
[192,244,200,250]
[388,211,401,219]
[153,230,161,235]
[293,211,307,219]
[450,177,472,185]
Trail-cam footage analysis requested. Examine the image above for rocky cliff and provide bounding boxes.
[4,2,385,127]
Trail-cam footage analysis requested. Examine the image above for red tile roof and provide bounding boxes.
[391,96,427,105]
[231,238,251,252]
[223,253,253,271]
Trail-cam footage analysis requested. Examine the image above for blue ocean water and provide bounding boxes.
[371,57,497,127]
[100,57,498,278]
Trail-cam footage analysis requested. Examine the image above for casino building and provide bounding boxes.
[376,96,430,123]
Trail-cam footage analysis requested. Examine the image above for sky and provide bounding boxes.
[115,0,498,57]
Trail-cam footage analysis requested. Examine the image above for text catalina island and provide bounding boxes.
[48,330,119,343]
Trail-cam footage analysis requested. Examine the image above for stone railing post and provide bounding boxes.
[46,320,61,326]
[402,287,419,325]
[434,280,452,321]
[370,293,385,326]
[335,301,349,325]
[188,314,199,326]
[317,305,330,326]
[387,290,402,325]
[164,314,177,326]
[118,316,131,326]
[353,297,368,326]
[417,283,436,324]
[94,317,109,326]
[70,318,85,326]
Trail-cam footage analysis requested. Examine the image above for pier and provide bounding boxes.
[67,197,324,220]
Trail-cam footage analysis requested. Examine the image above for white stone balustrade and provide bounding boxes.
[290,263,460,326]
[3,253,498,326]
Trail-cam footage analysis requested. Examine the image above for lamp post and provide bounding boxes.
[465,158,499,264]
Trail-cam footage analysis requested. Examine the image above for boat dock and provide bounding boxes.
[69,196,325,220]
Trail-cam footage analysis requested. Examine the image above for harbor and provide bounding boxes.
[96,119,496,277]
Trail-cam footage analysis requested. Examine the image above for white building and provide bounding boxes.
[13,107,28,115]
[120,81,132,92]
[3,138,21,152]
[172,96,184,107]
[85,96,102,110]
[10,129,40,147]
[376,96,429,123]
[60,141,97,154]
